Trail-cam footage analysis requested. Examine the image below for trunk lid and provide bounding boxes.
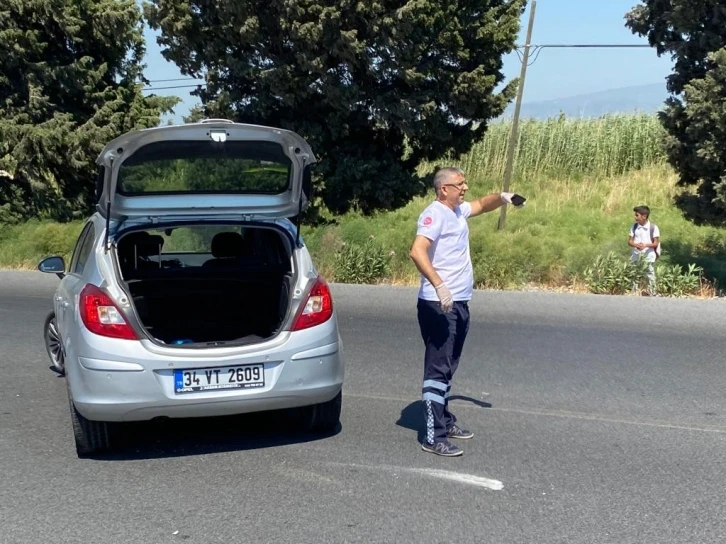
[96,120,316,221]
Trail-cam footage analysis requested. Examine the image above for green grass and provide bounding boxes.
[0,220,84,269]
[3,114,725,295]
[302,114,723,293]
[301,164,726,292]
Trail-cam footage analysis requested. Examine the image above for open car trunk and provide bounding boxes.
[115,225,294,346]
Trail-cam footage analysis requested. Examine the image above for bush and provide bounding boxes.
[0,220,83,268]
[656,263,705,297]
[334,237,391,284]
[696,231,726,256]
[583,252,708,296]
[583,252,650,295]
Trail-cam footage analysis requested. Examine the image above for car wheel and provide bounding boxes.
[67,382,112,457]
[44,311,65,375]
[296,390,342,433]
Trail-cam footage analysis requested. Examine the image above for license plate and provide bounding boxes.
[174,364,264,394]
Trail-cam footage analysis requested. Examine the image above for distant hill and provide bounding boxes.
[502,83,669,120]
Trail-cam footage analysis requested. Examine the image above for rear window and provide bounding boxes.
[116,225,289,272]
[158,226,246,254]
[117,141,291,195]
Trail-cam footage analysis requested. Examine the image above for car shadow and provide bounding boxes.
[395,396,492,442]
[92,411,341,461]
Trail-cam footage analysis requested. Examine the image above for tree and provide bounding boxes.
[0,0,179,223]
[626,0,726,225]
[145,0,525,214]
[183,105,206,124]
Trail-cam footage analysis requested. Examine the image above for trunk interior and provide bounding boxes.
[116,226,294,346]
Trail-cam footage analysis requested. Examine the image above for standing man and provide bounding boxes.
[628,205,660,296]
[409,167,525,457]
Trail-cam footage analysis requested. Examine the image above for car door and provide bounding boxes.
[56,222,96,345]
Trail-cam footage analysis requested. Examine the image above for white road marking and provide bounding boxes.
[407,468,503,490]
[328,462,503,491]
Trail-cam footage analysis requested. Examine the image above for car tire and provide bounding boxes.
[296,390,342,433]
[44,311,65,375]
[67,382,112,457]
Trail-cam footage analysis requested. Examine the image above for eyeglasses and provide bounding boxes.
[443,180,467,189]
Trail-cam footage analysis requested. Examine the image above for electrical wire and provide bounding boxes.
[142,84,206,91]
[146,77,203,83]
[518,44,651,49]
[512,43,651,67]
[141,44,653,90]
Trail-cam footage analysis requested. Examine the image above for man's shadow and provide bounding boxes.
[396,396,492,442]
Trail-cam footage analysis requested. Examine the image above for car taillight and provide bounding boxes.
[291,277,334,331]
[79,284,137,340]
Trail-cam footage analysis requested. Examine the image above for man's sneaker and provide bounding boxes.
[447,424,474,440]
[421,440,463,457]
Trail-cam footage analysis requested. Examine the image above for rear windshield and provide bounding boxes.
[116,225,290,272]
[117,140,291,195]
[156,226,246,254]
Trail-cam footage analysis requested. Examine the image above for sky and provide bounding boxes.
[141,0,674,122]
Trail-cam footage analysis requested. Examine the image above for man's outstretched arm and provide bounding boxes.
[469,192,523,218]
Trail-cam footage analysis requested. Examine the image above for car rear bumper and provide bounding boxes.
[66,319,344,422]
[73,354,342,421]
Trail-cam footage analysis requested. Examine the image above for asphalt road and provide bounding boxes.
[1,270,725,544]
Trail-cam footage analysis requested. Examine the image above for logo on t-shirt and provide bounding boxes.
[423,216,433,226]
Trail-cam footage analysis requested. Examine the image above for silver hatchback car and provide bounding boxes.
[38,120,344,457]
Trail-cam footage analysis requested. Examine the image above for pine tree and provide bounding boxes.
[627,0,726,224]
[145,0,525,214]
[0,0,179,222]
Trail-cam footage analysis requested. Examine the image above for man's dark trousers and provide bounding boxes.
[417,299,470,445]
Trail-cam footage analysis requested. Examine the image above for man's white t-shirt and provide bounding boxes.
[630,221,660,263]
[416,200,473,302]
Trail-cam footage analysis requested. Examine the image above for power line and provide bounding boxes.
[142,44,651,84]
[518,44,651,49]
[146,77,203,83]
[516,45,545,66]
[143,83,205,91]
[514,43,652,67]
[141,44,654,91]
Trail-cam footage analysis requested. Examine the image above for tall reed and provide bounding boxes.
[420,113,668,181]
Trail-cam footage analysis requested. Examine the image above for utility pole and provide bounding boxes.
[498,0,536,231]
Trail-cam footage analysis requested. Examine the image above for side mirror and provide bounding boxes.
[38,256,66,279]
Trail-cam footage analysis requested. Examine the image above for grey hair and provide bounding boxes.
[433,167,465,192]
